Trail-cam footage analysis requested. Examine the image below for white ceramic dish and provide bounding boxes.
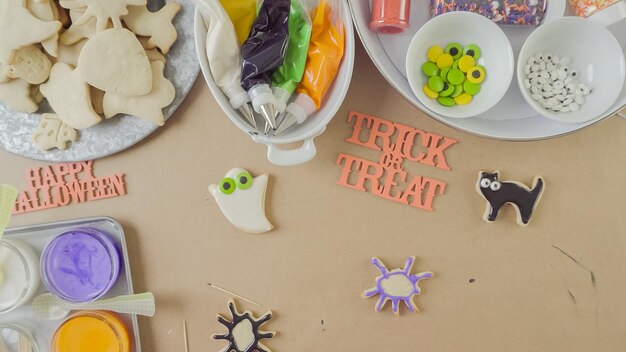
[0,217,142,352]
[0,0,200,162]
[195,0,355,166]
[406,11,514,118]
[517,16,625,123]
[350,0,626,140]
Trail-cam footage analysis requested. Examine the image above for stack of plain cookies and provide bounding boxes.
[0,0,181,151]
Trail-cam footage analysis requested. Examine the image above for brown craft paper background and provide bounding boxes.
[2,41,626,352]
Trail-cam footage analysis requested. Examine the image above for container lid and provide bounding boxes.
[41,228,121,302]
[0,323,39,352]
[52,311,130,352]
[589,1,626,26]
[0,240,34,313]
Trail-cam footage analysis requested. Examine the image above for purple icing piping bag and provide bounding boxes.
[240,0,290,129]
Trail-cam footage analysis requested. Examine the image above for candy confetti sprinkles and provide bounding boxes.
[421,43,487,106]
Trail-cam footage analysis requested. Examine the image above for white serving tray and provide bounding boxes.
[0,217,141,352]
[350,0,626,140]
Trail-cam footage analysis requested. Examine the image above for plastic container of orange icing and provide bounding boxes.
[51,310,130,352]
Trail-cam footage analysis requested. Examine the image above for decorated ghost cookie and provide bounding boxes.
[32,113,78,150]
[122,2,181,54]
[59,0,147,31]
[209,168,273,234]
[103,60,174,125]
[78,28,152,96]
[362,257,433,315]
[0,1,62,63]
[476,171,545,226]
[0,78,38,113]
[213,299,276,352]
[40,63,102,129]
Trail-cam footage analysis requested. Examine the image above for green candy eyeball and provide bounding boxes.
[439,83,454,97]
[439,67,451,83]
[445,42,463,59]
[220,178,236,194]
[463,44,481,60]
[428,76,445,92]
[451,84,464,97]
[236,171,253,190]
[463,80,481,96]
[421,61,439,77]
[437,96,456,107]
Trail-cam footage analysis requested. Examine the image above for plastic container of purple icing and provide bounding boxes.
[0,217,142,352]
[40,228,121,303]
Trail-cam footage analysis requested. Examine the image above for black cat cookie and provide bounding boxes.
[476,171,545,226]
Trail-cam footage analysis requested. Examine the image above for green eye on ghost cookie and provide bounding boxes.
[220,178,236,194]
[236,170,253,190]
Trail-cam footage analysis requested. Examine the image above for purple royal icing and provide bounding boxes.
[363,257,433,313]
[41,228,120,302]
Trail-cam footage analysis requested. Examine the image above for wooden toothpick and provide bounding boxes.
[206,283,261,306]
[183,320,189,352]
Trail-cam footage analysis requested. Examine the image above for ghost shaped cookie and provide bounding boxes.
[103,60,174,125]
[32,113,78,150]
[122,3,181,54]
[208,168,273,234]
[59,9,98,45]
[78,28,152,96]
[0,1,62,63]
[40,63,102,129]
[59,0,147,30]
[0,78,38,113]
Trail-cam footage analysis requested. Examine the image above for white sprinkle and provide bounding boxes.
[547,97,557,104]
[575,96,585,104]
[542,91,554,98]
[560,107,570,113]
[556,94,565,101]
[563,98,573,105]
[569,102,580,111]
[524,79,531,89]
[528,72,539,79]
[532,93,543,101]
[524,65,531,75]
[531,85,539,94]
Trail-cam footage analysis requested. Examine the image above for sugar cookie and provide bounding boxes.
[59,9,98,45]
[30,84,44,103]
[103,60,174,125]
[40,63,102,129]
[476,171,545,226]
[213,299,275,352]
[362,257,433,315]
[32,113,78,150]
[7,45,52,84]
[208,168,273,234]
[55,39,87,67]
[0,78,38,113]
[145,48,166,64]
[78,28,152,96]
[0,1,62,64]
[59,0,147,31]
[90,86,104,115]
[26,0,59,56]
[122,3,181,54]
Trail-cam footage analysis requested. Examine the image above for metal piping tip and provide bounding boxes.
[238,104,256,129]
[259,103,277,129]
[263,121,272,134]
[273,113,297,136]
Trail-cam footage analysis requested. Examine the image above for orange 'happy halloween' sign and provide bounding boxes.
[336,111,458,211]
[13,160,126,214]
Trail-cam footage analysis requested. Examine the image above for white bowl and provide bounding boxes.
[194,1,354,166]
[406,12,514,119]
[517,17,625,124]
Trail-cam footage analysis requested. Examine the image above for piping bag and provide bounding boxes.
[240,0,290,130]
[271,0,313,116]
[274,0,345,135]
[193,0,256,128]
[0,184,19,286]
[219,0,257,45]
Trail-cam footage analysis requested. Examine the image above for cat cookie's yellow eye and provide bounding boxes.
[480,178,491,188]
[490,181,501,191]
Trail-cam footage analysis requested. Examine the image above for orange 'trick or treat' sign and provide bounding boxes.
[337,111,458,212]
[12,160,126,214]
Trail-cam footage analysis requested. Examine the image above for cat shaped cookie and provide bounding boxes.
[476,171,545,226]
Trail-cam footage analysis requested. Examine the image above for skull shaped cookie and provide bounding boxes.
[59,0,147,31]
